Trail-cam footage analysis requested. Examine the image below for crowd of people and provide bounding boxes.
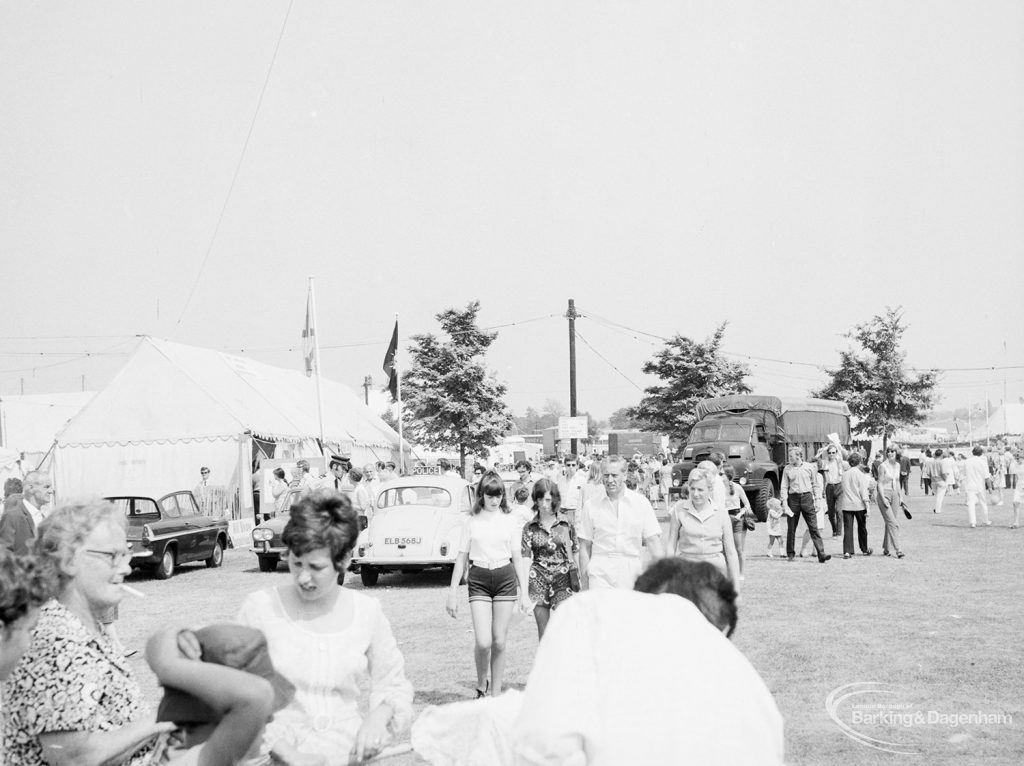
[1,438,1018,764]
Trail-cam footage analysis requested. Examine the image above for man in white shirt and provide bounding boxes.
[578,456,663,590]
[963,445,993,528]
[556,458,586,525]
[193,467,213,514]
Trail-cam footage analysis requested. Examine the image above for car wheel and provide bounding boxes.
[205,538,225,568]
[257,556,279,573]
[360,566,380,587]
[155,547,176,580]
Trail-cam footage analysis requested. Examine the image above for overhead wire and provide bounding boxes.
[573,330,645,392]
[175,0,295,326]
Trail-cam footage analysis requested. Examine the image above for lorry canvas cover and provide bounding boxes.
[694,395,851,443]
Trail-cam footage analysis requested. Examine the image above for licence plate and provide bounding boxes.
[384,537,422,545]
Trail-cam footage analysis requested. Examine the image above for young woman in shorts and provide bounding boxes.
[520,478,579,639]
[446,471,530,697]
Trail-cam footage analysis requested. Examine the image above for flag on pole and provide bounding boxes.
[383,321,399,400]
[302,287,316,377]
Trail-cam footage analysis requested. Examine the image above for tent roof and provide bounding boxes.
[0,392,95,452]
[56,337,402,448]
[966,402,1024,440]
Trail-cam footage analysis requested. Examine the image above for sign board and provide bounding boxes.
[558,416,589,440]
[227,518,256,549]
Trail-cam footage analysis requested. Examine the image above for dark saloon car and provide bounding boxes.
[105,490,230,579]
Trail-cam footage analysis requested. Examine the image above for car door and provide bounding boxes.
[157,494,189,560]
[177,491,216,560]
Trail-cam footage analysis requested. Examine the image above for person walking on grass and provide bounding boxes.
[781,447,830,563]
[520,479,579,639]
[876,447,905,558]
[840,453,874,559]
[765,498,792,558]
[963,445,993,528]
[447,471,531,698]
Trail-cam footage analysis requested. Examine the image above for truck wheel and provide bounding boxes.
[360,566,380,587]
[752,482,776,523]
[257,556,279,573]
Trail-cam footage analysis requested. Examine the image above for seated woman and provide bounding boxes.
[1,501,176,765]
[236,490,414,765]
[0,550,55,681]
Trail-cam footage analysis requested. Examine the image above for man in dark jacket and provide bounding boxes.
[0,471,54,554]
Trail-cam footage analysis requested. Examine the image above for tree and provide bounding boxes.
[629,323,751,441]
[813,307,939,450]
[608,406,642,430]
[401,301,514,472]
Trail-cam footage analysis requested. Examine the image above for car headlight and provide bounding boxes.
[672,479,680,487]
[252,528,271,542]
[738,476,747,485]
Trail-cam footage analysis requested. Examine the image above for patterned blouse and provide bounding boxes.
[521,515,578,574]
[1,600,153,766]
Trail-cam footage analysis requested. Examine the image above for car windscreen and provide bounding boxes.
[690,424,751,442]
[108,498,160,517]
[377,486,452,509]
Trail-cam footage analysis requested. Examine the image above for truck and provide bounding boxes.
[668,395,852,521]
[607,430,662,457]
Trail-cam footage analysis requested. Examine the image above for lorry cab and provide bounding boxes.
[670,395,851,521]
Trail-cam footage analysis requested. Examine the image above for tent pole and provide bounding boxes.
[309,276,326,449]
[396,313,405,475]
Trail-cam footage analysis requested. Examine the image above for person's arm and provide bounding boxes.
[666,503,681,554]
[719,506,741,590]
[578,538,593,590]
[358,603,414,763]
[446,551,468,618]
[811,465,823,499]
[511,545,531,611]
[38,721,176,766]
[737,487,752,516]
[146,628,273,766]
[780,466,790,498]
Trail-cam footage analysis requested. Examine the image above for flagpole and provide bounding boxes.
[967,393,973,448]
[395,313,405,475]
[309,276,326,448]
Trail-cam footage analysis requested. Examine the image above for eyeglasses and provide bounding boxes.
[201,471,210,475]
[85,549,132,566]
[828,451,837,455]
[483,489,504,498]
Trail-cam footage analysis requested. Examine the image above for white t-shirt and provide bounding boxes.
[459,512,521,563]
[963,456,991,493]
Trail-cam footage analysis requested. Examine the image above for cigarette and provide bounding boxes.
[120,584,146,598]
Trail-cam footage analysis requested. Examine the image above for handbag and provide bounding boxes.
[743,514,756,531]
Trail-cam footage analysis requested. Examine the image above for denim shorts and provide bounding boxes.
[467,563,518,602]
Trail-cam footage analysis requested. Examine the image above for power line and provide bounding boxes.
[575,306,1023,374]
[175,0,295,326]
[574,330,645,392]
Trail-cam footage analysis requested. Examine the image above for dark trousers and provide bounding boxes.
[786,492,825,559]
[923,477,931,495]
[842,510,869,555]
[899,474,909,494]
[825,483,843,536]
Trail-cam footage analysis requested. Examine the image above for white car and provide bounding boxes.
[353,474,475,586]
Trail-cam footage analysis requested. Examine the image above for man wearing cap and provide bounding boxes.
[320,455,353,494]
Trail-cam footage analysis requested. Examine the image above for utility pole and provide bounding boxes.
[362,375,372,406]
[566,299,579,457]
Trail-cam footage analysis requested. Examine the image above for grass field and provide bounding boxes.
[116,479,1023,764]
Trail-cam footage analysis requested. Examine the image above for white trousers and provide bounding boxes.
[966,491,990,526]
[587,554,643,590]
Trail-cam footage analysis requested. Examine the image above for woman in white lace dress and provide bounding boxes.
[237,491,413,765]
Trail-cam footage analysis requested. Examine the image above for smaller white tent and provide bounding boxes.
[53,337,410,512]
[965,403,1024,442]
[0,392,95,472]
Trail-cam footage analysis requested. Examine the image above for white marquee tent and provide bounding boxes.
[0,391,95,474]
[53,337,410,513]
[965,402,1024,443]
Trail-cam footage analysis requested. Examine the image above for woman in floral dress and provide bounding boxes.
[521,478,580,638]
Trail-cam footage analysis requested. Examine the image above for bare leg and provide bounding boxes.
[468,600,493,693]
[489,600,516,695]
[533,605,551,639]
[733,527,747,573]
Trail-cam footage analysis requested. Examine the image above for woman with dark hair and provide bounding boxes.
[236,491,413,765]
[634,557,738,637]
[446,471,530,697]
[520,478,579,638]
[0,550,54,681]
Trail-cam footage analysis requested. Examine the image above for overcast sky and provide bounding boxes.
[1,1,1021,423]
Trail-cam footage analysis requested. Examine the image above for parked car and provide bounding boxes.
[251,488,301,572]
[353,474,475,586]
[105,490,229,579]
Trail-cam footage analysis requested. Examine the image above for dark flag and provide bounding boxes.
[383,321,399,400]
